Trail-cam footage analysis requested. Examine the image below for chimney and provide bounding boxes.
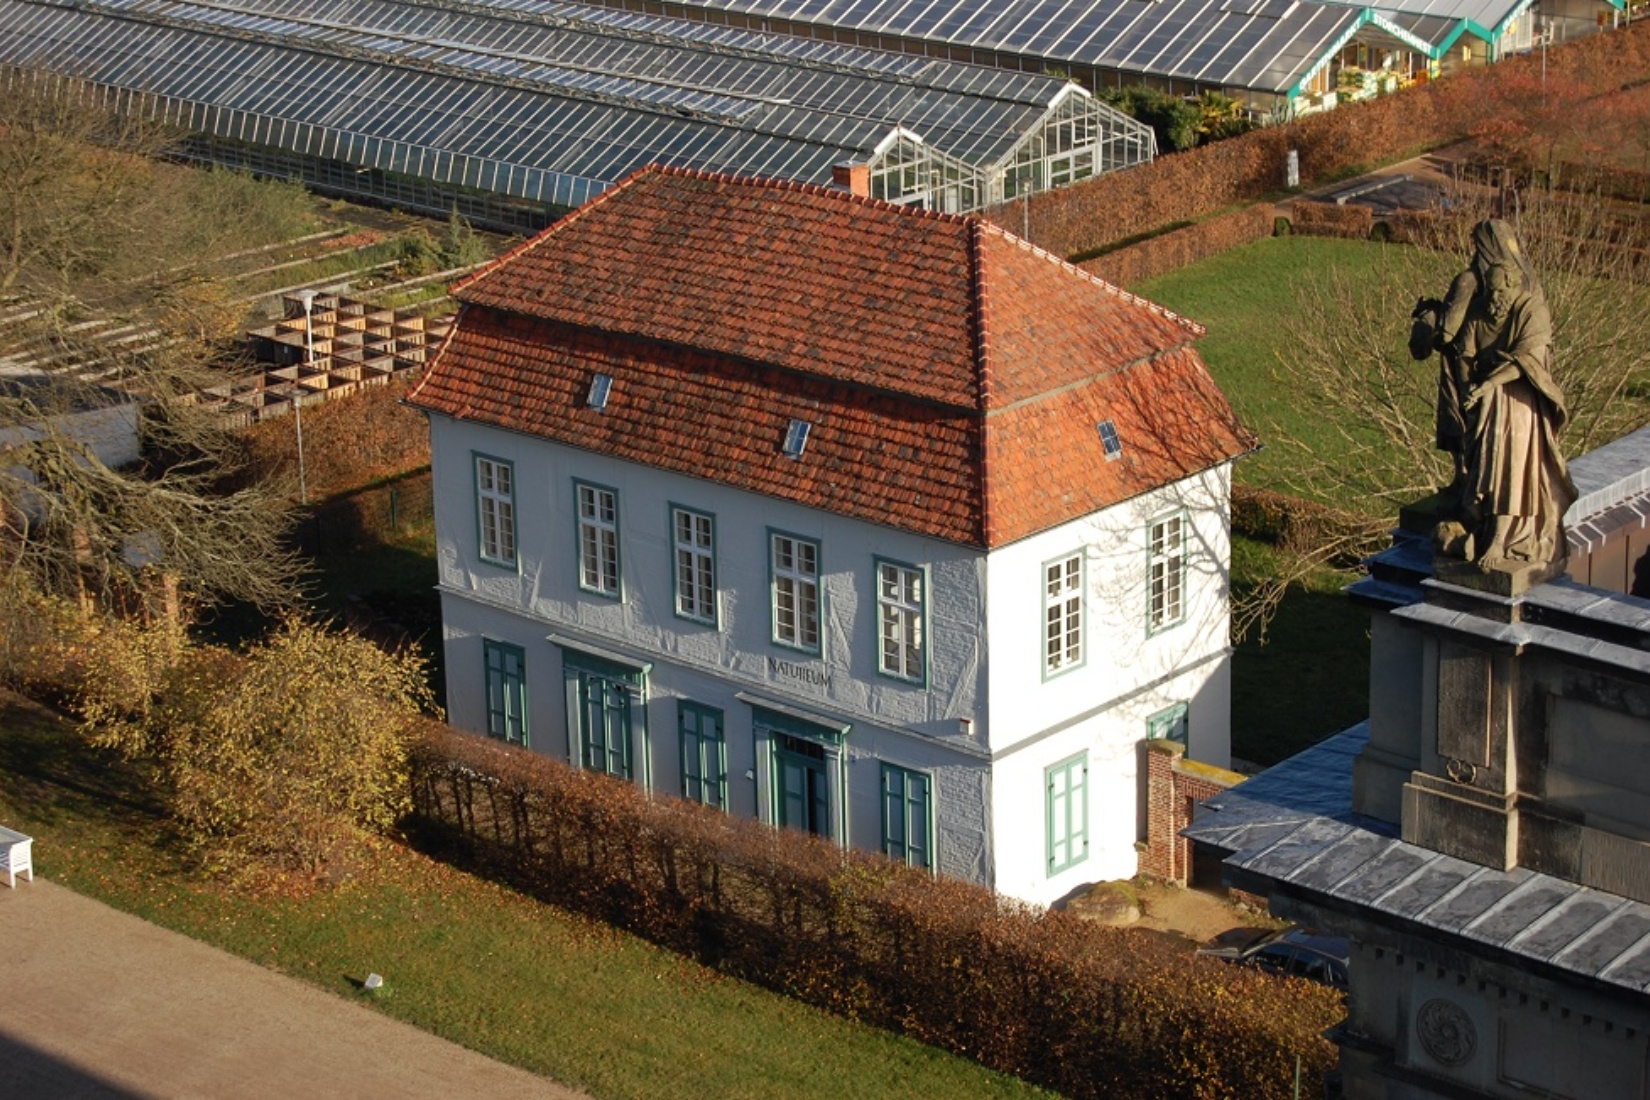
[831,161,871,198]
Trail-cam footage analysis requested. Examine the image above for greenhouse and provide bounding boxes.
[565,0,1626,116]
[0,0,1154,229]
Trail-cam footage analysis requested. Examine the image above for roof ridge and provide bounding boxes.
[969,218,992,547]
[647,163,979,226]
[976,220,1206,338]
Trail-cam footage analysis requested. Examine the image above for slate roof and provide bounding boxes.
[409,165,1255,547]
[1187,725,1650,999]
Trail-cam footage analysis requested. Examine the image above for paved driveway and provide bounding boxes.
[0,879,584,1100]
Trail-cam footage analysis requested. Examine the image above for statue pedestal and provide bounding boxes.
[1433,556,1567,598]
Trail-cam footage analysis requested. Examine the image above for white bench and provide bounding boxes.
[0,826,33,887]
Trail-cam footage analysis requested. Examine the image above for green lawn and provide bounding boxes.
[1136,235,1441,499]
[1228,537,1369,765]
[0,691,1047,1100]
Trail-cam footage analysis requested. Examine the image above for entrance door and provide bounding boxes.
[774,736,830,838]
[578,670,632,779]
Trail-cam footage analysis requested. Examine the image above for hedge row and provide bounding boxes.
[233,375,431,501]
[1080,205,1275,286]
[991,19,1650,260]
[1232,484,1384,561]
[290,468,433,557]
[1289,200,1375,239]
[406,722,1342,1100]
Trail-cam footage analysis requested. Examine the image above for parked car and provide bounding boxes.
[1197,926,1349,990]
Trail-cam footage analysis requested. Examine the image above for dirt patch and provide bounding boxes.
[1130,879,1283,947]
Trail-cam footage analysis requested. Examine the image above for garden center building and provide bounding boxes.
[407,164,1255,905]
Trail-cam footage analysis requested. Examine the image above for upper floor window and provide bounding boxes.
[771,531,820,653]
[672,506,717,625]
[1044,553,1083,676]
[474,454,516,567]
[1148,512,1187,633]
[576,481,620,598]
[876,560,925,684]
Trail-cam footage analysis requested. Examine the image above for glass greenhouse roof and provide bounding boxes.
[0,0,1147,207]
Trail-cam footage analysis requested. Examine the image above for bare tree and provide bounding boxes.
[0,72,312,620]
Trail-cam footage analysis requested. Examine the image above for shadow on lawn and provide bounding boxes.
[0,693,167,837]
[1230,583,1370,767]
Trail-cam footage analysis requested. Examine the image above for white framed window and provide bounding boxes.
[671,506,716,625]
[771,531,820,653]
[876,559,925,684]
[1149,512,1187,633]
[1043,553,1083,676]
[576,481,620,598]
[474,454,515,567]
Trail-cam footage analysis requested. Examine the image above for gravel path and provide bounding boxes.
[0,879,584,1100]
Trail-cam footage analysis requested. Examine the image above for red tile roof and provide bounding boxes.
[410,166,1255,547]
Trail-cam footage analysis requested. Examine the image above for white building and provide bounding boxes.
[408,164,1254,905]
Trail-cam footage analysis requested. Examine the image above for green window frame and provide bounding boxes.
[1148,511,1188,634]
[1046,752,1089,875]
[770,530,821,653]
[474,454,516,567]
[1148,702,1190,749]
[880,763,933,869]
[566,651,637,779]
[875,559,926,685]
[671,505,717,626]
[678,702,727,809]
[483,639,527,747]
[1043,552,1084,677]
[575,480,621,598]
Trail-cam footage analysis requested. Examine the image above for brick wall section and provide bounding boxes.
[1079,205,1275,287]
[1142,740,1245,884]
[983,19,1650,261]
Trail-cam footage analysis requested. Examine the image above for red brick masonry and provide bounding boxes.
[1142,740,1244,885]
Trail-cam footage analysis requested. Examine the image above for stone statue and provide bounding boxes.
[1454,260,1575,568]
[1410,220,1547,495]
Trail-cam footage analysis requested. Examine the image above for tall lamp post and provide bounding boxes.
[297,289,315,506]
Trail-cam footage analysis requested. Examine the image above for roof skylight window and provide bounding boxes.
[587,373,613,411]
[1097,419,1123,460]
[782,418,812,460]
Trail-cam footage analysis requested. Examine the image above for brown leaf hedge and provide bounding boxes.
[408,722,1343,1099]
[992,19,1650,261]
[1080,206,1276,287]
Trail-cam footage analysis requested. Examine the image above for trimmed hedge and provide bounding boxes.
[1231,484,1384,561]
[988,19,1650,260]
[1290,201,1374,240]
[406,722,1343,1099]
[1080,205,1276,286]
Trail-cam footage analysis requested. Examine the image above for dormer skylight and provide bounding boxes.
[587,373,613,411]
[782,418,812,460]
[1097,419,1122,461]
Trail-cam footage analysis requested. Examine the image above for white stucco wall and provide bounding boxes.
[428,413,1235,905]
[982,464,1234,906]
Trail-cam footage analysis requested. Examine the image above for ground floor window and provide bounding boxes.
[1046,752,1089,875]
[880,763,933,869]
[1148,702,1190,750]
[483,639,528,747]
[679,701,727,810]
[562,648,647,781]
